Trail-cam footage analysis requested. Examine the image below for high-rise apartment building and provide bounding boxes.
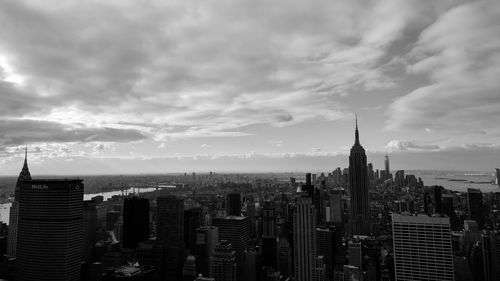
[123,197,150,250]
[349,117,370,235]
[7,147,31,258]
[293,194,317,281]
[392,214,454,281]
[17,179,84,281]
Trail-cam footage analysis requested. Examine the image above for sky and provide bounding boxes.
[1,0,500,175]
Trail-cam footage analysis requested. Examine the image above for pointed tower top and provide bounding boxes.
[23,145,28,169]
[355,114,360,145]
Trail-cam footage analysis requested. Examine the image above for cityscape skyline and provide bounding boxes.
[1,0,500,174]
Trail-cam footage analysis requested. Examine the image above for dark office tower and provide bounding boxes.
[157,196,185,281]
[496,169,500,187]
[367,163,374,181]
[395,170,405,186]
[185,206,203,253]
[7,147,32,258]
[470,241,485,281]
[316,227,335,280]
[83,200,98,262]
[106,210,120,231]
[467,188,484,228]
[212,216,250,261]
[384,154,390,180]
[424,192,433,215]
[182,255,197,281]
[242,248,258,281]
[348,117,370,235]
[123,197,150,250]
[210,240,237,281]
[482,231,500,281]
[302,173,314,199]
[195,226,219,276]
[226,193,242,216]
[261,237,278,269]
[293,194,317,281]
[17,179,83,281]
[306,173,312,186]
[262,201,276,237]
[434,186,443,214]
[348,241,362,269]
[277,238,292,278]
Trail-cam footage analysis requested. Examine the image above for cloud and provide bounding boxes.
[387,0,500,134]
[0,119,146,146]
[0,0,455,142]
[385,140,440,152]
[267,140,283,147]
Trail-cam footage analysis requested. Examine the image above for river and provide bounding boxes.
[0,186,160,225]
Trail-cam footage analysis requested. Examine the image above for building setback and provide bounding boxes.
[349,117,371,235]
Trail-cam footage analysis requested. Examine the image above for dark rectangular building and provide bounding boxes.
[17,179,84,281]
[123,197,150,250]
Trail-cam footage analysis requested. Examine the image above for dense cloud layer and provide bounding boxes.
[0,0,499,172]
[387,0,500,134]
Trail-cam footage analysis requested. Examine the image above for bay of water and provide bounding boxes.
[412,171,500,193]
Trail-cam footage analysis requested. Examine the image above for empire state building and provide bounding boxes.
[349,117,370,235]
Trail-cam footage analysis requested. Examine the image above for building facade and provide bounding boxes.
[17,179,84,281]
[349,118,371,235]
[392,214,454,281]
[293,194,317,281]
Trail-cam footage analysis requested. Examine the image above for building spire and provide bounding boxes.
[24,145,27,164]
[355,114,360,145]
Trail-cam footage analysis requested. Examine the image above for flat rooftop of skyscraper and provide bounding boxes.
[21,178,82,183]
[222,215,247,220]
[392,213,450,224]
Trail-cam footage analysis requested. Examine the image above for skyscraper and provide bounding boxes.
[293,194,317,281]
[156,196,185,281]
[195,226,219,276]
[467,188,484,228]
[384,154,390,180]
[7,147,31,258]
[392,214,454,281]
[210,240,237,281]
[262,200,276,237]
[226,193,241,216]
[496,168,500,187]
[348,117,370,235]
[17,179,84,281]
[212,216,250,261]
[123,197,150,250]
[482,230,500,281]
